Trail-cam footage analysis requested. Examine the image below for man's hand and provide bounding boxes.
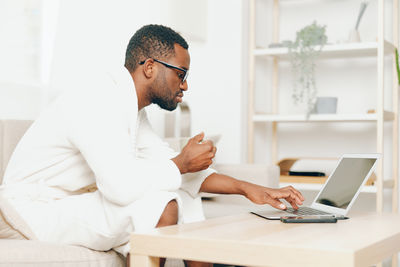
[172,132,217,174]
[242,183,304,210]
[199,173,304,211]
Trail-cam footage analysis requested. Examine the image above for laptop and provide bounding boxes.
[252,154,380,220]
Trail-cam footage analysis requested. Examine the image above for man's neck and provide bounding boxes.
[130,72,150,111]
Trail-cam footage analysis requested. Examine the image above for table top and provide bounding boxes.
[131,212,400,266]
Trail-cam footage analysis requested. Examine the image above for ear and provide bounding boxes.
[142,58,156,79]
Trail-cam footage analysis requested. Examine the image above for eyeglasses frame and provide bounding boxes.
[139,58,188,83]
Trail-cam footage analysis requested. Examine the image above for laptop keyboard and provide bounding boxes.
[285,206,332,216]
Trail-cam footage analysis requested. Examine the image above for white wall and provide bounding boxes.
[179,0,245,163]
[0,0,42,120]
[49,0,245,164]
[3,0,398,174]
[46,0,167,102]
[0,0,245,163]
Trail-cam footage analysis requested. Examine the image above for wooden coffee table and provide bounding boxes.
[130,212,400,266]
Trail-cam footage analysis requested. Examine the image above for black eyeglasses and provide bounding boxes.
[139,58,189,83]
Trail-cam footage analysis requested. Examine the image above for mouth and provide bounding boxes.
[176,93,184,103]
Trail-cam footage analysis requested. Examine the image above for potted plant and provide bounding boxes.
[286,21,328,117]
[396,49,400,85]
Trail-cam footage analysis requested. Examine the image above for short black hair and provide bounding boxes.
[124,24,189,72]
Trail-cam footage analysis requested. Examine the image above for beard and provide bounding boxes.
[150,72,180,111]
[153,94,178,111]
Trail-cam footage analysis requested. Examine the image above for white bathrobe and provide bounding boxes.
[1,67,215,255]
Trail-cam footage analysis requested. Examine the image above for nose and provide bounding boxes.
[180,80,188,91]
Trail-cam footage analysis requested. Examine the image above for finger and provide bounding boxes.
[286,197,299,210]
[285,189,302,205]
[201,161,212,170]
[280,191,302,206]
[288,186,305,202]
[268,198,287,210]
[278,188,302,205]
[273,189,293,199]
[288,188,304,205]
[201,140,214,150]
[211,146,217,155]
[192,132,205,143]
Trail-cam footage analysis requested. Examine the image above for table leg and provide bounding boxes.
[130,253,159,267]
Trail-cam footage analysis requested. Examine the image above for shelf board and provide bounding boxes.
[280,179,394,194]
[280,175,328,184]
[280,174,374,186]
[280,182,378,193]
[254,41,396,59]
[253,112,395,122]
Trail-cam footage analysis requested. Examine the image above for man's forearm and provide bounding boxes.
[199,173,250,196]
[199,172,305,210]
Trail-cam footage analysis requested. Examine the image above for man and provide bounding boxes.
[1,25,303,267]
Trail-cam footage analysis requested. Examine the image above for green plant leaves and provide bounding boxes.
[396,48,400,86]
[287,21,328,116]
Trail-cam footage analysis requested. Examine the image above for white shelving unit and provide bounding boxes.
[247,0,399,215]
[279,182,379,193]
[254,40,396,58]
[253,112,395,122]
[281,179,395,193]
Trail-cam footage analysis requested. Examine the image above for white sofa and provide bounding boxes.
[0,120,279,267]
[0,120,126,267]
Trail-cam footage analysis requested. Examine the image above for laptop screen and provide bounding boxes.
[315,157,377,209]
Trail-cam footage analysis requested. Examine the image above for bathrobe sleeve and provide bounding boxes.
[63,89,182,206]
[136,110,216,199]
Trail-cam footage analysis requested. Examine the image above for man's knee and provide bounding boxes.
[156,199,178,227]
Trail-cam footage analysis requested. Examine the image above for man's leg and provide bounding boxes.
[155,200,212,267]
[156,199,179,227]
[128,200,178,267]
[156,199,178,267]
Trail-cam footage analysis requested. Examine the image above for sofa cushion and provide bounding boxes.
[0,194,35,240]
[0,239,125,267]
[0,206,25,240]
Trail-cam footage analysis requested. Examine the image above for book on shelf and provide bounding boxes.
[288,171,326,177]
